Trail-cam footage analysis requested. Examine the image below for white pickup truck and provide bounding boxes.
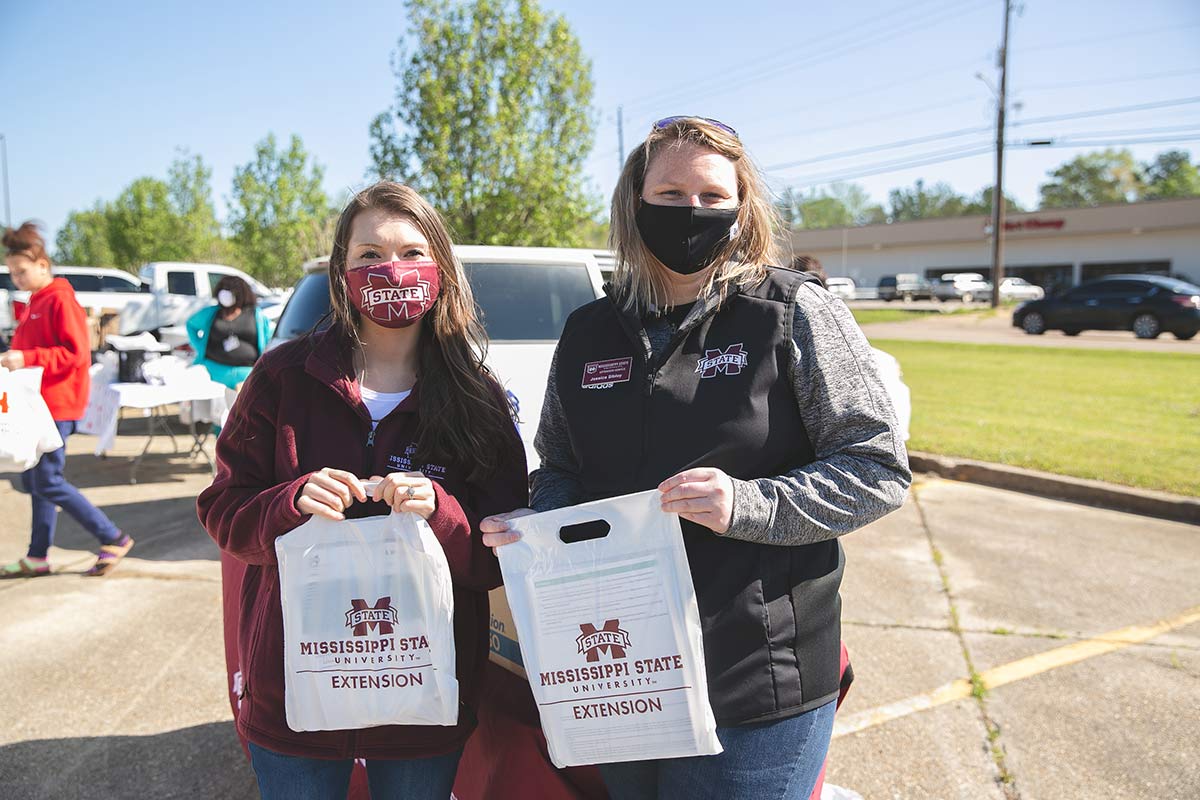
[136,262,289,340]
[2,262,288,342]
[270,246,607,468]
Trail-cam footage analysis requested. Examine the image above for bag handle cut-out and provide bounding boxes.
[558,518,611,544]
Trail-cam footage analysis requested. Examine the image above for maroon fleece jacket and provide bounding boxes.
[196,329,528,760]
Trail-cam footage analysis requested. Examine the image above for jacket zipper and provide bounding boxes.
[637,303,723,486]
[364,423,376,479]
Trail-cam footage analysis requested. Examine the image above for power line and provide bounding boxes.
[764,124,990,171]
[776,134,1200,188]
[775,143,995,186]
[1020,66,1200,92]
[1016,20,1200,54]
[619,0,955,114]
[1014,134,1200,148]
[622,0,993,117]
[1020,123,1200,140]
[1010,95,1200,127]
[741,94,983,157]
[767,121,1200,174]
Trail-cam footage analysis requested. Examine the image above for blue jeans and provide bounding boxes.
[247,741,462,800]
[22,421,121,559]
[598,700,837,800]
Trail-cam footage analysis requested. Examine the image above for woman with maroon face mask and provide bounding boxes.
[197,182,527,799]
[483,118,911,799]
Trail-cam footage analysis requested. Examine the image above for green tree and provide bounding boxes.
[106,177,198,269]
[55,152,225,271]
[167,152,226,263]
[1038,148,1141,208]
[1140,150,1200,200]
[55,202,116,267]
[961,186,1024,216]
[779,183,886,229]
[798,195,854,229]
[228,133,333,286]
[888,179,969,221]
[369,0,598,246]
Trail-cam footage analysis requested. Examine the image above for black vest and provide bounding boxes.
[554,267,843,724]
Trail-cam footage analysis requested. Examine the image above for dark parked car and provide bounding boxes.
[878,273,933,302]
[1011,274,1200,340]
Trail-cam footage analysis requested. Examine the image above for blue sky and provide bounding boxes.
[4,0,1199,243]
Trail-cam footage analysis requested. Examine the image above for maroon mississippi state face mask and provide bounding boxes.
[346,259,441,328]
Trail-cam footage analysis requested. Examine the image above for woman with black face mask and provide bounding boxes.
[483,117,911,799]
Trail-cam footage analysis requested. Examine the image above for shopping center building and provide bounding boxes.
[783,196,1200,294]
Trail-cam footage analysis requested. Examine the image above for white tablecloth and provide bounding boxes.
[79,371,229,455]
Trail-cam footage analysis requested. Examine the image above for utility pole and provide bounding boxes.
[0,134,10,228]
[989,0,1012,308]
[617,105,625,169]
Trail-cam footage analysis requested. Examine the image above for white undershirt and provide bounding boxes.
[361,386,412,429]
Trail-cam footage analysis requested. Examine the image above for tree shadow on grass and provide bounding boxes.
[0,721,257,800]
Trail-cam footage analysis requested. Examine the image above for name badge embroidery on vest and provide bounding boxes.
[581,357,633,390]
[696,344,749,378]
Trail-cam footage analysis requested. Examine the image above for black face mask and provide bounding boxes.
[635,201,740,275]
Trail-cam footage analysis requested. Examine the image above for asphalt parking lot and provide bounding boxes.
[0,431,1196,799]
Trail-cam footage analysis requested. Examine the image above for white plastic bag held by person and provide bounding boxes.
[499,490,721,768]
[274,509,458,732]
[0,367,63,471]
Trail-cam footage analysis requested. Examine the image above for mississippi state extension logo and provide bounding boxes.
[360,270,433,324]
[345,597,399,636]
[696,343,749,378]
[577,619,631,662]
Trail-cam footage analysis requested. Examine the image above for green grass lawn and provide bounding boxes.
[873,340,1200,496]
[851,306,1001,326]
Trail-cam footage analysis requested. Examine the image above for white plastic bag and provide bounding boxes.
[499,490,721,768]
[274,509,459,732]
[0,367,63,471]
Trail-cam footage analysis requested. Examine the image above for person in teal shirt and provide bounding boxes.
[186,276,273,389]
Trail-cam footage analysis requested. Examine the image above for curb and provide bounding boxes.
[907,451,1200,526]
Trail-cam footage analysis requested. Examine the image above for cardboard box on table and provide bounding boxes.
[86,308,121,353]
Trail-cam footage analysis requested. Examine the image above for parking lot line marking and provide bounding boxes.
[833,604,1200,739]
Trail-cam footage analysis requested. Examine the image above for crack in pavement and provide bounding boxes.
[913,489,1021,799]
[842,619,1200,651]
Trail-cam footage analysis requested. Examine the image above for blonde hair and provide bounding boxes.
[609,118,780,313]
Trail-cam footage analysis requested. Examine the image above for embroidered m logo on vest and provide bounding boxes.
[577,619,631,662]
[696,344,749,378]
[345,597,398,636]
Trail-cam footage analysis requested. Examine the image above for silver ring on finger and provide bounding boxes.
[406,486,416,499]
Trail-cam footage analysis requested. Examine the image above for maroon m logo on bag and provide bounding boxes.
[695,343,748,378]
[576,619,631,662]
[345,597,399,636]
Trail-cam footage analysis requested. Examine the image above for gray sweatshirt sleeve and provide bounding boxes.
[724,282,911,546]
[529,347,587,513]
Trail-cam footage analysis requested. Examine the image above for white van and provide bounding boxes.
[271,246,607,469]
[3,265,155,335]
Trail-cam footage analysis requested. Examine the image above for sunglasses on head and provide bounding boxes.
[652,116,738,138]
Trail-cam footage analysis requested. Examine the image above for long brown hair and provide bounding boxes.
[609,118,780,313]
[326,182,516,479]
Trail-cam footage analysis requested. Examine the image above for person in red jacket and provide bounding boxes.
[196,181,528,799]
[1,222,133,578]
